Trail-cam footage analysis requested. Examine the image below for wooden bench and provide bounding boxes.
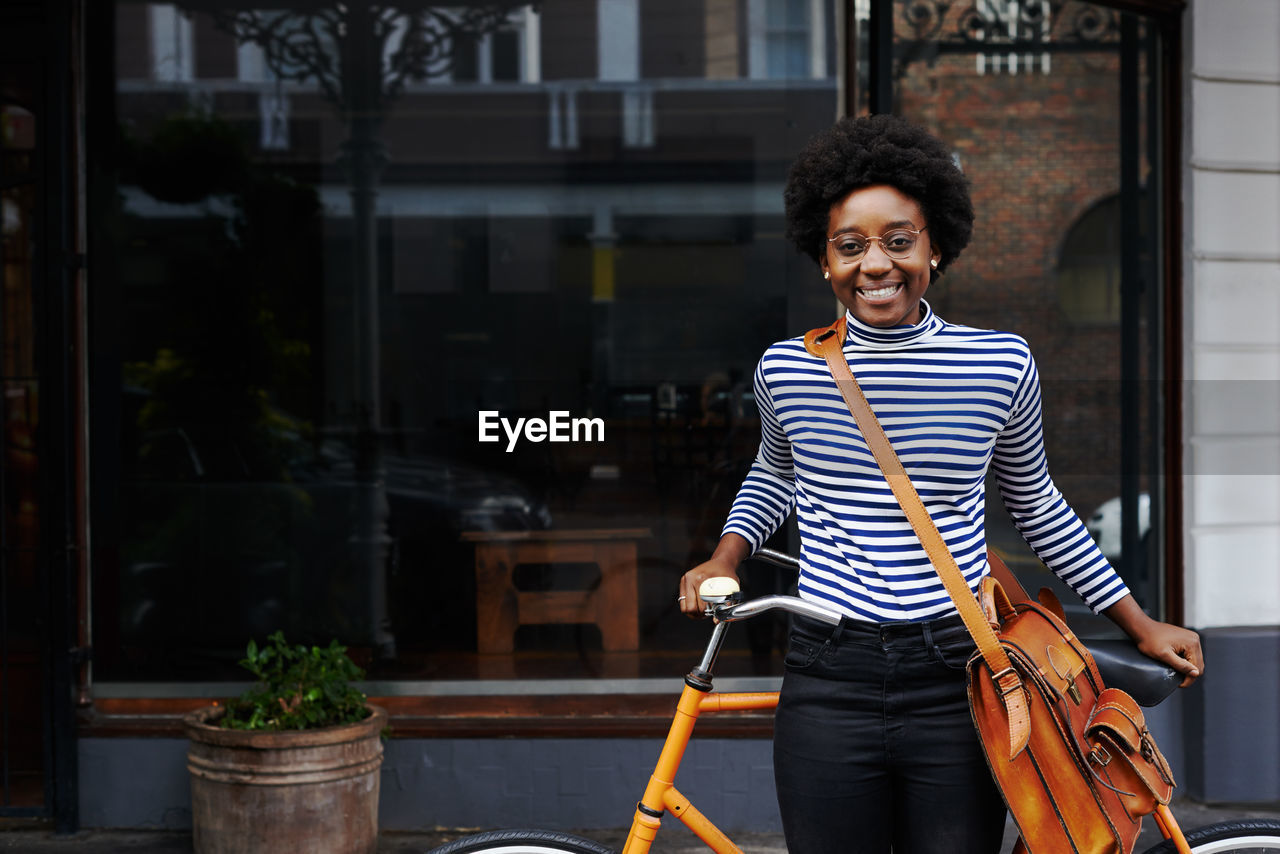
[461,528,649,655]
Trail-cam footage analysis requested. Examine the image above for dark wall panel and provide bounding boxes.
[540,0,597,80]
[641,0,705,79]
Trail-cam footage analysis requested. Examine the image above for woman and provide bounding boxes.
[678,115,1203,854]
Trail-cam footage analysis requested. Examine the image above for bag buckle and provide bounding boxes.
[992,667,1023,698]
[1066,681,1082,705]
[1090,744,1113,767]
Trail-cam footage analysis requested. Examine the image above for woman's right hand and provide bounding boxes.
[679,559,740,618]
[679,534,751,618]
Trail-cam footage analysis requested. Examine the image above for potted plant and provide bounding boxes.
[184,631,387,854]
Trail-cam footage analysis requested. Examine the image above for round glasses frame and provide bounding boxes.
[826,225,928,263]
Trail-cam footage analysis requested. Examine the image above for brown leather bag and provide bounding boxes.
[969,578,1175,854]
[806,318,1175,854]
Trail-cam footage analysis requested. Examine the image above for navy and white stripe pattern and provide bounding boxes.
[723,301,1129,623]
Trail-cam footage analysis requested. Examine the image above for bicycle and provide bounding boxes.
[428,550,1280,854]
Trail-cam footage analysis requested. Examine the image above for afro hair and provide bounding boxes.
[783,114,974,279]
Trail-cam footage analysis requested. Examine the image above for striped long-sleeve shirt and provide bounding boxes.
[723,301,1129,623]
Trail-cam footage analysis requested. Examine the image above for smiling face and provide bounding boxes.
[820,184,940,328]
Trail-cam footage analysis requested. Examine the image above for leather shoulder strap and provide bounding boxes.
[808,322,1031,759]
[803,316,845,358]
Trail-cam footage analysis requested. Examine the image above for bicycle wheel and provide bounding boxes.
[426,828,617,854]
[1142,819,1280,854]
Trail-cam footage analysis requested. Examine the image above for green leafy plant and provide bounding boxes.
[219,631,369,731]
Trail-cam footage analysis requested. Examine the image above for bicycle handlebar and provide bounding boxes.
[715,593,841,626]
[686,555,842,678]
[699,548,839,625]
[749,548,800,570]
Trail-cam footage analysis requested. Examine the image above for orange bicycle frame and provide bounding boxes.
[621,683,779,854]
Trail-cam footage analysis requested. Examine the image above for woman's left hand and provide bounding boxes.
[1131,620,1204,688]
[1104,595,1204,687]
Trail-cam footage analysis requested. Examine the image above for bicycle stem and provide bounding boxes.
[689,620,730,688]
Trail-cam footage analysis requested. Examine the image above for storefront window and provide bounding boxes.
[92,0,1168,692]
[92,1,839,686]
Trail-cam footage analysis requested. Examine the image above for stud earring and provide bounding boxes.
[930,259,938,269]
[824,271,830,279]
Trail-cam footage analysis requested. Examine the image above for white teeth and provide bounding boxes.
[861,284,902,299]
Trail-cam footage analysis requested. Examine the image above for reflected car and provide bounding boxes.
[1085,492,1151,561]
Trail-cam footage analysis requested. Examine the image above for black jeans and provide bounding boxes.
[773,613,1007,854]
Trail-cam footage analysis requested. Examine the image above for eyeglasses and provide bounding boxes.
[827,226,927,263]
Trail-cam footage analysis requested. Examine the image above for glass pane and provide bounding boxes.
[766,0,809,29]
[768,33,811,79]
[94,2,839,685]
[492,30,521,81]
[454,31,480,82]
[887,0,1164,627]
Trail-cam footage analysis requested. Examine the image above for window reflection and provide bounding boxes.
[97,1,837,684]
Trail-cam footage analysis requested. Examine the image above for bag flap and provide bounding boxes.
[1086,687,1146,751]
[1086,688,1176,804]
[1004,605,1091,700]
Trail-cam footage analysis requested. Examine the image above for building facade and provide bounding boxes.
[0,0,1276,832]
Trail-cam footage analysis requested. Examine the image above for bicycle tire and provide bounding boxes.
[425,828,617,854]
[1142,819,1280,854]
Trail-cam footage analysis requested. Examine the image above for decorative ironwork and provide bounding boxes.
[1066,4,1116,42]
[899,1,1122,52]
[208,4,529,115]
[903,0,953,42]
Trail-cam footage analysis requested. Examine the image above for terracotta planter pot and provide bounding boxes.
[184,703,386,854]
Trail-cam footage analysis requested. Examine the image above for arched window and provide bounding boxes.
[1055,192,1149,325]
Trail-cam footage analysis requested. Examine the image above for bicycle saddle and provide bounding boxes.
[1089,639,1180,707]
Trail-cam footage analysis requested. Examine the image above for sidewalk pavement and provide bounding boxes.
[2,799,1279,853]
